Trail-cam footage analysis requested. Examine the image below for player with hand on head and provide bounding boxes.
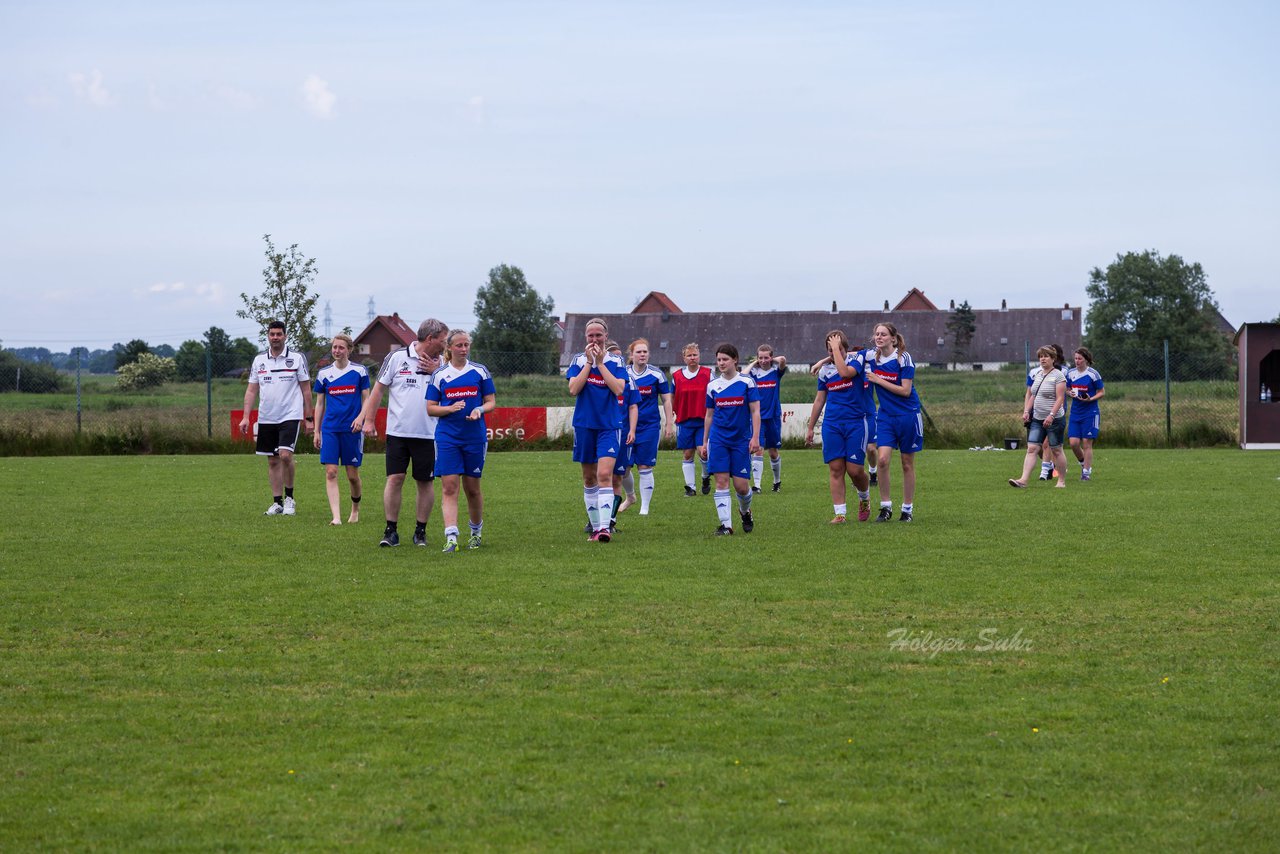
[604,341,639,533]
[866,322,925,520]
[312,333,370,525]
[745,344,787,493]
[806,330,872,524]
[354,317,448,547]
[567,318,628,542]
[426,329,496,553]
[699,343,761,535]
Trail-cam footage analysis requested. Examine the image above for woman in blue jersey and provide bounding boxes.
[426,330,497,553]
[567,317,628,543]
[312,333,371,525]
[1066,346,1105,481]
[625,338,674,516]
[866,322,924,522]
[806,330,873,524]
[605,341,639,532]
[699,343,761,535]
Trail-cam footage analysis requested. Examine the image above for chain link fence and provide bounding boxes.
[1,341,1237,453]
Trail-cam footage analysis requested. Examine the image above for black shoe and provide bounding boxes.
[1038,471,1051,481]
[869,472,878,486]
[379,530,399,547]
[583,521,594,533]
[714,524,733,536]
[874,507,893,523]
[899,511,913,523]
[740,511,754,533]
[684,486,697,497]
[412,529,428,547]
[609,522,618,535]
[701,476,711,495]
[772,481,781,492]
[752,486,762,494]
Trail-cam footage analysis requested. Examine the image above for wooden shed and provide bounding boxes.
[1233,322,1280,449]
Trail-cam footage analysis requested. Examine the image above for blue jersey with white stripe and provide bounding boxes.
[313,363,370,432]
[1066,366,1104,418]
[746,362,786,420]
[628,366,670,431]
[706,373,760,445]
[427,360,496,445]
[816,352,867,421]
[567,351,628,430]
[869,349,921,417]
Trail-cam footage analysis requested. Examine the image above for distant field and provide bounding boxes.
[1,449,1277,850]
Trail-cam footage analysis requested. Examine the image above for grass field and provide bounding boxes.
[2,449,1277,850]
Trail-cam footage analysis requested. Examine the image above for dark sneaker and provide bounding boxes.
[740,511,754,533]
[583,521,594,533]
[595,528,612,543]
[701,476,711,495]
[869,472,878,487]
[379,530,399,547]
[875,507,893,523]
[467,533,482,549]
[442,536,459,554]
[609,522,618,535]
[899,511,913,522]
[1081,472,1091,482]
[412,530,428,547]
[772,481,781,492]
[684,486,697,497]
[752,486,762,494]
[714,524,733,536]
[1038,470,1051,481]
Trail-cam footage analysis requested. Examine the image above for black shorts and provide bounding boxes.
[385,435,436,481]
[256,420,300,456]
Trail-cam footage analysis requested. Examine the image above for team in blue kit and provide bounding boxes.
[1065,346,1105,481]
[699,343,761,536]
[566,317,629,543]
[312,333,371,525]
[807,330,874,524]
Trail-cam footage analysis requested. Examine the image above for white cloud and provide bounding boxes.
[136,281,225,302]
[68,70,116,108]
[301,74,337,119]
[26,88,58,109]
[211,83,260,111]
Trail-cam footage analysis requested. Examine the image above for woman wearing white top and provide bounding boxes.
[1009,346,1069,489]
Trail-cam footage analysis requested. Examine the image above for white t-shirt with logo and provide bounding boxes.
[377,345,436,439]
[248,348,309,424]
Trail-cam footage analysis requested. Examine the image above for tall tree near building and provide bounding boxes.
[1084,250,1233,381]
[237,234,321,357]
[472,264,559,376]
[945,300,976,370]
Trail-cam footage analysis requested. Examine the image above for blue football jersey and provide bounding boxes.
[567,351,628,430]
[705,373,760,445]
[746,362,786,420]
[427,360,496,445]
[629,366,671,431]
[868,350,921,417]
[313,363,370,432]
[816,352,867,421]
[1066,366,1104,417]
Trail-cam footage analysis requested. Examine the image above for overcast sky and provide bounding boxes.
[2,0,1276,351]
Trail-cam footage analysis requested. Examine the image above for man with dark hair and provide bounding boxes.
[354,317,448,547]
[240,320,313,516]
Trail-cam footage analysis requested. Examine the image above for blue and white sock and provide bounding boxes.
[714,488,733,528]
[584,487,599,530]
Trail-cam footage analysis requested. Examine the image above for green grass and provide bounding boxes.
[2,449,1277,850]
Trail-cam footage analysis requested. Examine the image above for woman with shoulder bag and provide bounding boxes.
[1009,346,1068,489]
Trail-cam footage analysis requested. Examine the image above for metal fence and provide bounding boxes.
[0,341,1238,453]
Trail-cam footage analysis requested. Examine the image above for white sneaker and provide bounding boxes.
[283,497,296,516]
[264,502,284,516]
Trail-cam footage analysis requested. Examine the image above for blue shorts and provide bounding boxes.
[319,430,364,467]
[821,417,868,466]
[435,438,487,478]
[1027,417,1065,448]
[676,420,704,450]
[706,441,751,479]
[876,411,924,453]
[759,417,782,449]
[572,427,622,464]
[614,441,633,474]
[631,425,660,468]
[1068,413,1100,440]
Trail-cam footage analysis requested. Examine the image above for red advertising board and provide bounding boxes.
[232,408,543,442]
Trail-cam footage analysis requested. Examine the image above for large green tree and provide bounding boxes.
[237,234,321,358]
[115,339,152,369]
[945,300,976,370]
[472,264,558,376]
[1084,250,1233,381]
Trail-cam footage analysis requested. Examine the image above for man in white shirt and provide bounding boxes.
[239,320,313,516]
[354,318,448,547]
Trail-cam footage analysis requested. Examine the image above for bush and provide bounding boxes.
[116,353,176,391]
[0,350,67,393]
